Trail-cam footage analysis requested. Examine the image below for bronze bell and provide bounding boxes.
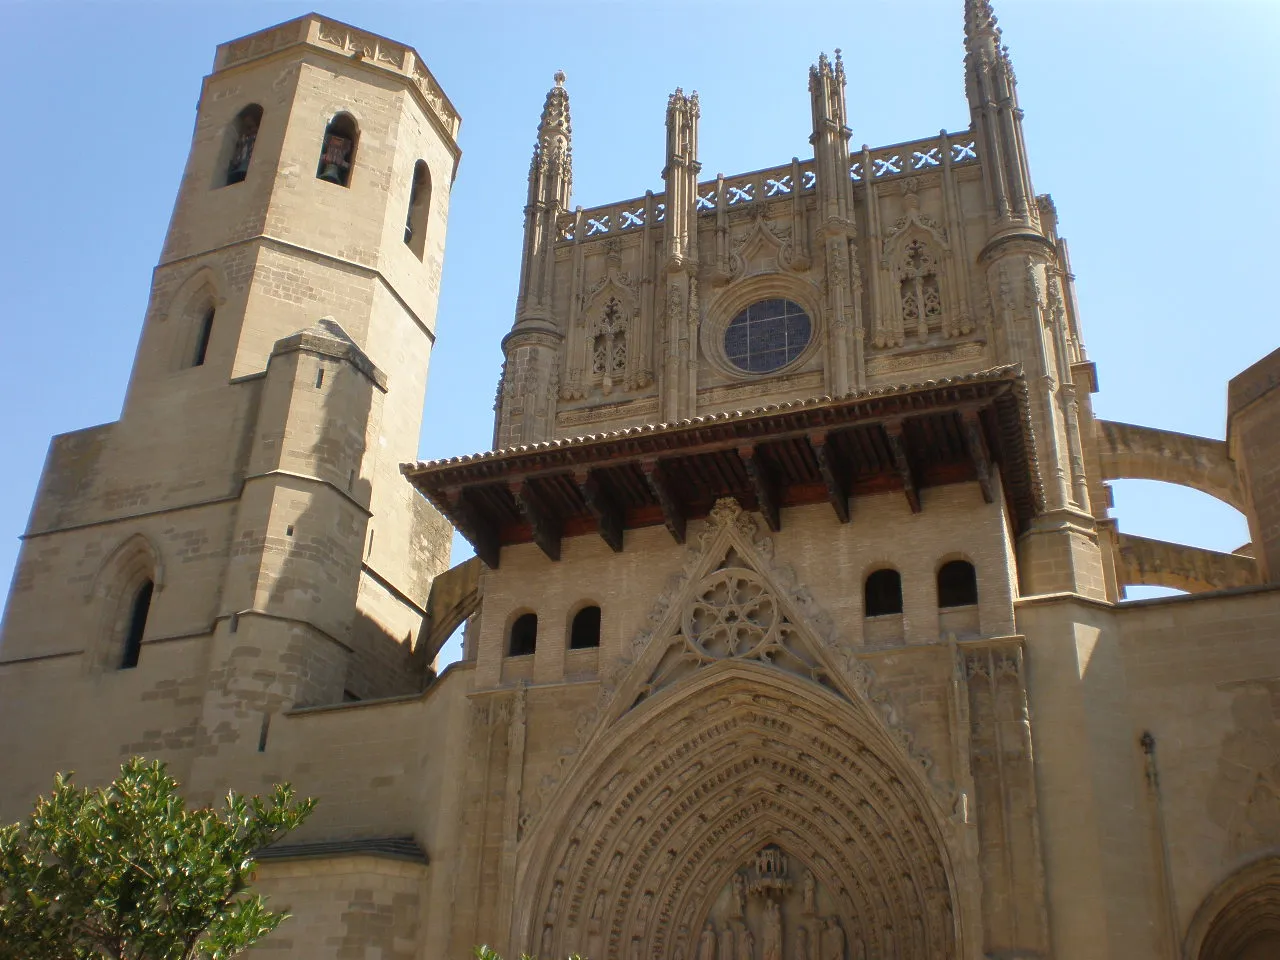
[319,162,344,184]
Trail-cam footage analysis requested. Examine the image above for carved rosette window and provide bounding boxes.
[640,560,832,702]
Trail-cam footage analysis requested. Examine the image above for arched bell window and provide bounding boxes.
[120,580,153,669]
[224,104,262,186]
[569,605,601,650]
[509,612,538,657]
[404,160,431,259]
[317,113,358,187]
[864,568,903,617]
[937,560,978,608]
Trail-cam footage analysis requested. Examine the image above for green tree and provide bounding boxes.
[474,946,586,960]
[0,757,315,960]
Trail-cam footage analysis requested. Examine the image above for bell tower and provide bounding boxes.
[0,15,460,798]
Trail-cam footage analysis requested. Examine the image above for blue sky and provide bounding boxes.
[0,1,1276,665]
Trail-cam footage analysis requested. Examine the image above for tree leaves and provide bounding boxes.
[0,757,315,960]
[473,946,587,960]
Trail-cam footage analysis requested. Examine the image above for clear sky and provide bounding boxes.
[0,1,1276,667]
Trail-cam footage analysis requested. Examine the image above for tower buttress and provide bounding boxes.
[497,74,572,448]
[963,1,1102,597]
[660,89,700,422]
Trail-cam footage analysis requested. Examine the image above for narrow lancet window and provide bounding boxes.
[509,613,538,657]
[569,606,601,650]
[225,104,262,186]
[120,580,153,669]
[404,160,431,258]
[864,569,903,617]
[192,308,214,367]
[317,113,358,187]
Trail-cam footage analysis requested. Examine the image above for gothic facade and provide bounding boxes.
[2,6,1279,960]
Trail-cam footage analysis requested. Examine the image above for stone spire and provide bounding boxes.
[660,87,700,422]
[809,49,853,223]
[963,0,1037,231]
[516,71,573,324]
[532,69,572,183]
[662,87,700,267]
[810,50,860,394]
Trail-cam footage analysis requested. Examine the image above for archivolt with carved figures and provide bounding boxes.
[514,666,964,960]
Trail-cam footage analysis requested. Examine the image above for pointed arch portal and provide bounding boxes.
[517,668,961,960]
[514,500,964,960]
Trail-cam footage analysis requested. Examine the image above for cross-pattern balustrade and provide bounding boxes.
[554,130,979,243]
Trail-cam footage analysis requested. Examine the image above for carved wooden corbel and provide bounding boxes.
[642,458,686,544]
[883,420,922,513]
[576,468,624,553]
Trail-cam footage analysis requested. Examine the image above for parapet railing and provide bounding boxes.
[555,130,978,243]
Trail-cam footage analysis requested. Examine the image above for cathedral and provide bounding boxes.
[2,4,1280,960]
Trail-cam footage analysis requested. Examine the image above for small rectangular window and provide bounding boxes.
[315,366,325,388]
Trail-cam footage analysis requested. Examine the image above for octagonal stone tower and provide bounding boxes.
[0,14,459,798]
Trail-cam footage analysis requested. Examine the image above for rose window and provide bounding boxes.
[682,569,782,661]
[723,299,812,374]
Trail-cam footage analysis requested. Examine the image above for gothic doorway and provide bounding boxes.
[1186,857,1280,960]
[514,666,962,960]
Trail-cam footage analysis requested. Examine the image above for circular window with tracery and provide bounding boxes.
[723,298,812,374]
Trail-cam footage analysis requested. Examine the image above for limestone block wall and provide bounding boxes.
[29,376,262,534]
[1,496,237,664]
[0,636,210,823]
[1016,597,1162,960]
[248,857,426,960]
[1114,586,1280,949]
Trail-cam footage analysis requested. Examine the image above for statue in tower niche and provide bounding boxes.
[698,922,717,960]
[802,871,816,915]
[793,926,812,960]
[762,900,784,960]
[821,918,845,960]
[731,872,747,918]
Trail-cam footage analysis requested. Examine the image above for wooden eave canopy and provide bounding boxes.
[401,366,1043,568]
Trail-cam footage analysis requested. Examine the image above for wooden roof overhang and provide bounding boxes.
[402,366,1043,569]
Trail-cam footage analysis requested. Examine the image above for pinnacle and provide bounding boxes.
[964,0,1001,40]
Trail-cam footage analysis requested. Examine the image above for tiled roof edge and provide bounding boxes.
[402,364,1023,474]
